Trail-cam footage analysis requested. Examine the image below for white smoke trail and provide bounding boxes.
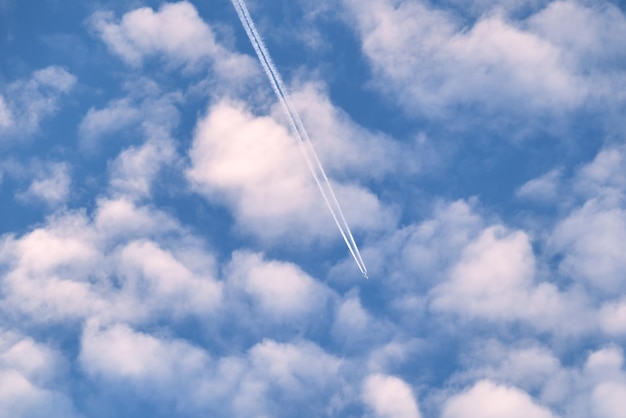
[230,0,368,278]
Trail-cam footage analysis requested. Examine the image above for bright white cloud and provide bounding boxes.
[0,331,79,418]
[80,322,343,416]
[79,321,218,415]
[584,347,626,418]
[226,251,330,319]
[249,339,341,392]
[442,380,558,418]
[362,374,421,418]
[432,226,551,320]
[592,382,626,418]
[574,146,626,200]
[81,321,209,382]
[4,0,626,416]
[0,197,221,325]
[342,0,584,116]
[454,341,572,406]
[90,1,255,79]
[288,82,421,179]
[551,200,626,294]
[187,99,394,243]
[528,1,626,69]
[115,239,222,320]
[0,371,80,418]
[357,199,483,287]
[599,298,626,335]
[109,137,178,200]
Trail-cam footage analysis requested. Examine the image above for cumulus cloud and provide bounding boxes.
[584,347,626,418]
[362,374,422,418]
[288,82,422,179]
[0,330,80,418]
[89,1,255,79]
[528,1,626,70]
[430,225,577,330]
[341,0,585,117]
[0,197,221,325]
[80,322,343,417]
[599,299,626,335]
[551,200,626,294]
[187,99,394,243]
[342,0,626,121]
[109,136,178,200]
[442,380,558,418]
[592,382,626,418]
[0,66,76,140]
[226,251,331,320]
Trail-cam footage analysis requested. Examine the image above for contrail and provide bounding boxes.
[230,0,368,278]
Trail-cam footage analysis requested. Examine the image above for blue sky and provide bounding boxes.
[1,0,626,416]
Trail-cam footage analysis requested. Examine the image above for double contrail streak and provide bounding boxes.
[230,0,368,278]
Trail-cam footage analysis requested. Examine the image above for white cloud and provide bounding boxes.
[0,197,221,325]
[249,339,341,393]
[0,331,79,418]
[599,298,626,335]
[81,321,209,382]
[288,82,421,179]
[115,239,222,321]
[79,321,218,415]
[80,322,342,416]
[341,0,584,116]
[592,382,626,418]
[31,66,76,93]
[229,339,343,416]
[109,136,178,200]
[355,199,483,287]
[517,168,562,203]
[432,226,549,319]
[0,66,76,140]
[584,347,626,418]
[78,98,140,144]
[334,295,371,334]
[226,251,330,320]
[90,1,255,79]
[585,346,624,384]
[362,374,421,418]
[18,162,71,206]
[545,144,626,296]
[0,371,80,418]
[574,146,626,201]
[187,99,394,243]
[442,380,558,418]
[78,79,182,148]
[551,200,626,294]
[454,341,572,406]
[528,1,626,70]
[366,340,422,374]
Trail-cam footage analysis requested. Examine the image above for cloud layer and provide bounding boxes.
[1,0,626,417]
